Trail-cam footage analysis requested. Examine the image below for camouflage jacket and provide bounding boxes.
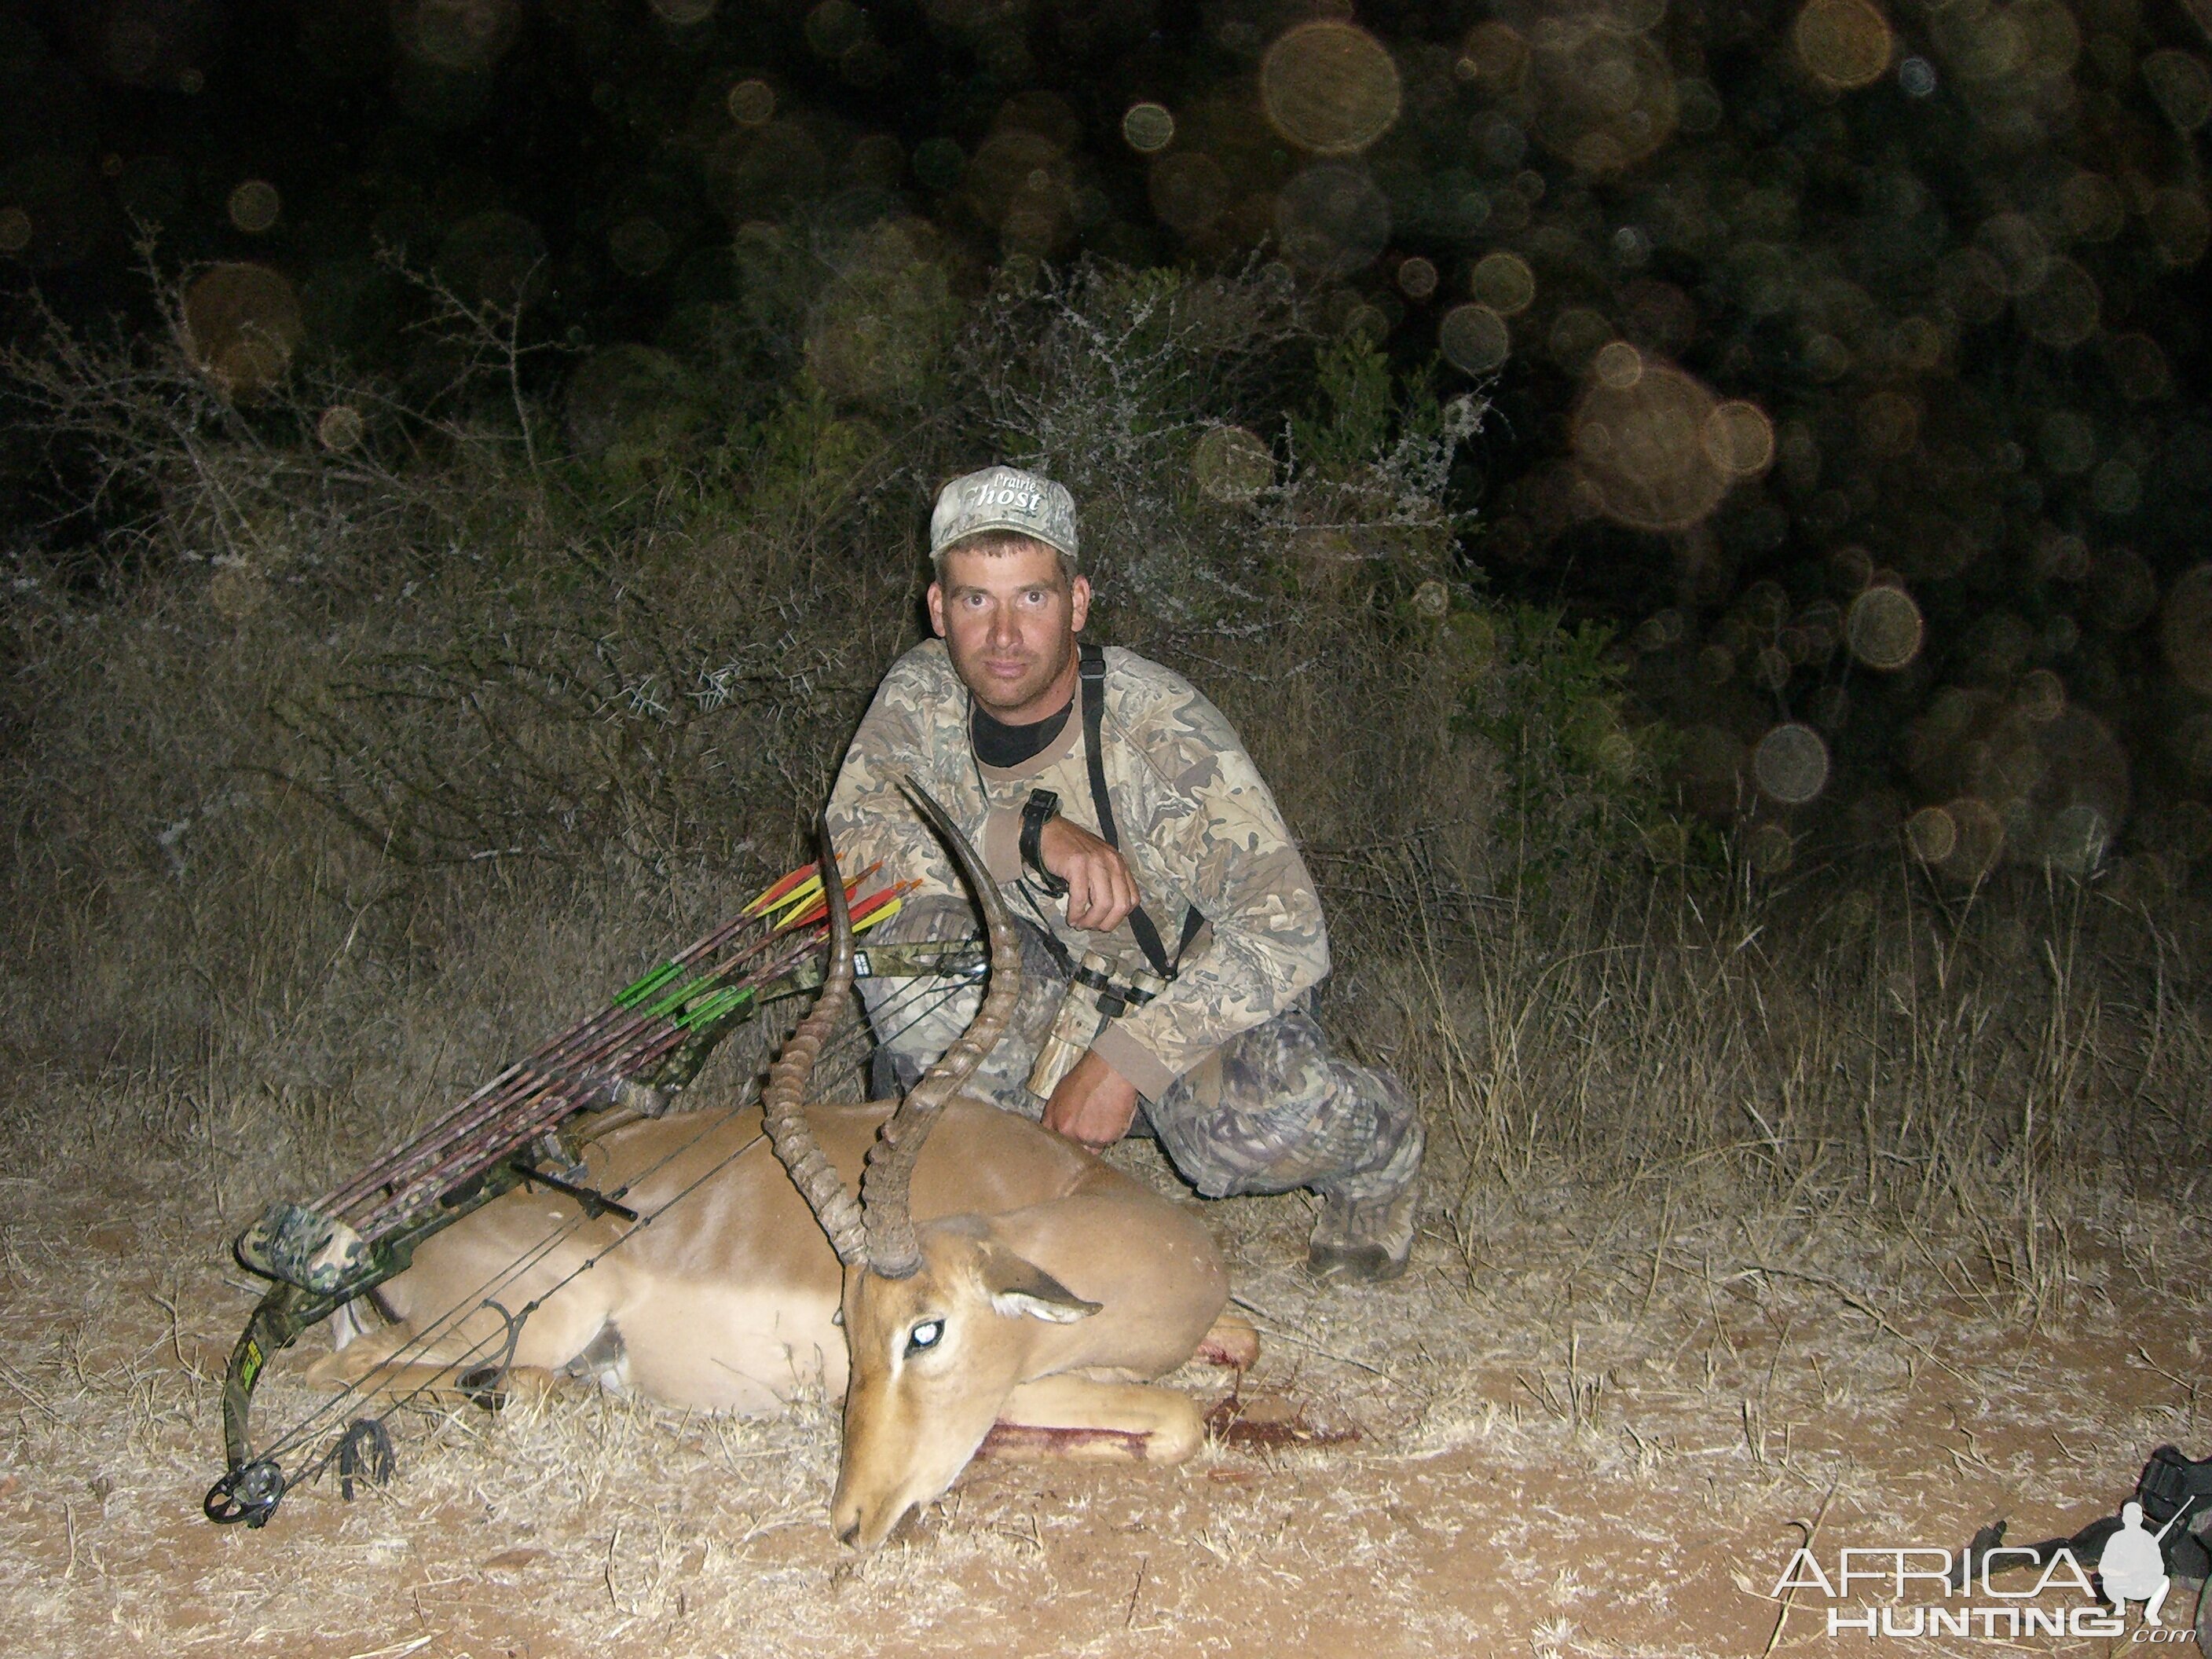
[826,639,1330,1097]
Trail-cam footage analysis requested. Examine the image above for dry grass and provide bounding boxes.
[1,852,2207,1657]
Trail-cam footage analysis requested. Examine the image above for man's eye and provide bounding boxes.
[906,1319,943,1353]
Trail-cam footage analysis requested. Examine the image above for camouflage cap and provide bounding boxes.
[929,465,1079,566]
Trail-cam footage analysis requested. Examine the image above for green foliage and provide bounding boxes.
[1454,605,1672,885]
[1290,335,1396,480]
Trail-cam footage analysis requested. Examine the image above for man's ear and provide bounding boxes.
[979,1242,1101,1324]
[925,580,947,638]
[1068,573,1090,634]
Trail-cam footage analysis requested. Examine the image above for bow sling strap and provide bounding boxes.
[1078,642,1204,981]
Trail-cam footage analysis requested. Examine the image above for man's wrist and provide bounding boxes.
[1020,789,1069,895]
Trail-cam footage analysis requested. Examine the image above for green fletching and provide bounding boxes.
[678,986,754,1030]
[616,961,683,1009]
[641,975,708,1020]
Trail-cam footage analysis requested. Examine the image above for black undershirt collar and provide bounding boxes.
[970,692,1074,768]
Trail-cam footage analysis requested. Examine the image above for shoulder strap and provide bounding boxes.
[1079,643,1201,980]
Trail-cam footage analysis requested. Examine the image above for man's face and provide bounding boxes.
[927,539,1090,723]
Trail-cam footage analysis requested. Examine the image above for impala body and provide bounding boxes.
[315,786,1253,1548]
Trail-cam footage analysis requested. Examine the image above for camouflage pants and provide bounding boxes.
[859,897,1423,1205]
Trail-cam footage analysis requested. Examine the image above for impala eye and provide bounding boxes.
[906,1319,943,1354]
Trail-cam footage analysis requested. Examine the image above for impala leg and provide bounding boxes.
[305,1296,610,1404]
[1196,1312,1259,1370]
[980,1375,1205,1464]
[303,1349,568,1413]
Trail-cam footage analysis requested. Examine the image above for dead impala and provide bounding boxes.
[313,784,1256,1548]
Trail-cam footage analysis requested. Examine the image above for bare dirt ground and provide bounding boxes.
[2,1127,2205,1659]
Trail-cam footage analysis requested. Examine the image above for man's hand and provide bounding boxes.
[1042,1049,1140,1152]
[1037,815,1140,932]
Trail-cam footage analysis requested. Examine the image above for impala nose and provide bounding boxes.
[836,1519,861,1549]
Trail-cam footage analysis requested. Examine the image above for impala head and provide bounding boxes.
[762,781,1087,1550]
[830,1218,1098,1549]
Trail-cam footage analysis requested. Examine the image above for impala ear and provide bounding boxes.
[979,1243,1101,1324]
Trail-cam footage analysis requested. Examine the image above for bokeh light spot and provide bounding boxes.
[227,180,280,235]
[1857,390,1919,457]
[1438,304,1511,375]
[1593,340,1643,390]
[184,263,304,396]
[2060,171,2126,242]
[1260,22,1402,155]
[2016,668,2065,723]
[1755,723,1832,805]
[1192,425,1275,504]
[1460,20,1528,89]
[2159,566,2212,696]
[2045,804,2111,876]
[1793,0,1894,90]
[1936,247,2009,325]
[1549,306,1615,375]
[397,0,520,72]
[1532,28,1677,174]
[1977,213,2051,295]
[648,0,716,22]
[2143,49,2212,133]
[1943,797,2006,881]
[1573,360,1732,532]
[727,79,776,126]
[1122,103,1175,153]
[2148,189,2210,268]
[1747,821,1795,874]
[1662,71,1716,134]
[2091,459,2141,516]
[1704,400,1775,477]
[1846,584,1925,670]
[2106,333,2171,401]
[317,405,365,452]
[1397,256,1437,300]
[2016,257,2100,347]
[804,0,866,59]
[1906,805,1956,863]
[1470,251,1535,315]
[1276,163,1390,276]
[0,207,28,255]
[1148,152,1228,235]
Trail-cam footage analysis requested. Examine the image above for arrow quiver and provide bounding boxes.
[1025,950,1166,1105]
[205,862,983,1529]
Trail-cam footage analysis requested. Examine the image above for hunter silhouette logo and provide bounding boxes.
[2103,1501,2189,1628]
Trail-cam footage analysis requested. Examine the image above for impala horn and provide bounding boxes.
[759,810,869,1266]
[861,779,1024,1280]
[760,781,1023,1280]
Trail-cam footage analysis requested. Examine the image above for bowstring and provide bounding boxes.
[255,950,989,1482]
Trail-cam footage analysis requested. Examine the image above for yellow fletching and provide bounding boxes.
[765,873,824,921]
[852,895,903,935]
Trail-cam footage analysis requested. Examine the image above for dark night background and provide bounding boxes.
[5,0,2212,875]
